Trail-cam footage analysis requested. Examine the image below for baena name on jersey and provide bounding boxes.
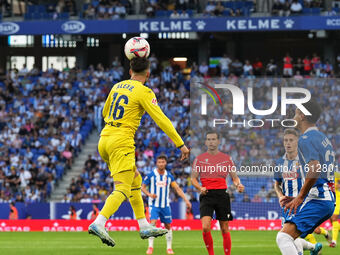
[115,83,134,91]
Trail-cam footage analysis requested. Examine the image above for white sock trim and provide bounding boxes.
[138,218,150,229]
[93,214,107,227]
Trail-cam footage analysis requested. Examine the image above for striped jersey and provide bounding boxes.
[143,169,175,208]
[274,154,304,197]
[298,127,335,201]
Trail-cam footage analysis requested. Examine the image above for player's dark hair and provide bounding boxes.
[283,128,298,137]
[205,129,220,139]
[156,155,168,162]
[301,99,322,123]
[130,57,150,73]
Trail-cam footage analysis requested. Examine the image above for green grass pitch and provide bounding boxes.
[0,231,339,255]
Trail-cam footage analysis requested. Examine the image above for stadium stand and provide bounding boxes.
[1,0,338,20]
[52,54,339,204]
[0,62,126,202]
[0,54,339,204]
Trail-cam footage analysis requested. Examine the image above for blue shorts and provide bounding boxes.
[149,206,172,224]
[282,199,334,238]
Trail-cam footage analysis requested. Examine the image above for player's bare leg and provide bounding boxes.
[330,214,339,247]
[219,221,231,255]
[202,216,214,255]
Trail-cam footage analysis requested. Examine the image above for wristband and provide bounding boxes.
[177,144,185,149]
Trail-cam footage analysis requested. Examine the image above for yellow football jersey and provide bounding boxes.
[100,79,184,148]
[335,177,340,192]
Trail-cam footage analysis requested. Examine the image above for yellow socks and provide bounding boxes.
[305,234,317,244]
[332,221,339,242]
[129,173,146,219]
[100,190,127,219]
[99,170,134,219]
[319,227,328,237]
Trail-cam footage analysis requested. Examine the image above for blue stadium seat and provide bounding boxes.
[24,13,33,20]
[37,5,46,13]
[92,0,100,7]
[311,8,321,14]
[32,12,42,20]
[59,12,70,19]
[27,5,36,13]
[155,10,167,17]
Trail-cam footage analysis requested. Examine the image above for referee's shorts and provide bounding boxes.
[199,189,233,221]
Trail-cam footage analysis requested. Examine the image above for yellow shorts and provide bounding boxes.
[334,191,340,215]
[98,135,136,176]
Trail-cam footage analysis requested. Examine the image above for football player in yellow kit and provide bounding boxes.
[88,57,189,247]
[329,173,340,247]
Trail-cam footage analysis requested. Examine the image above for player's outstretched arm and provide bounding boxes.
[139,88,186,151]
[171,181,192,209]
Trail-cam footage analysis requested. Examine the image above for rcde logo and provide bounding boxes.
[61,21,85,33]
[0,22,20,35]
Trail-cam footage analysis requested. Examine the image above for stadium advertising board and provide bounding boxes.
[1,16,340,35]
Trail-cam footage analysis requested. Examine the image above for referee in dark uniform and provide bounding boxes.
[191,130,244,255]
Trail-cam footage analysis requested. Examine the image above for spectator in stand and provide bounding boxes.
[219,54,232,77]
[176,0,188,10]
[18,64,29,77]
[243,60,253,77]
[282,0,291,16]
[199,62,209,76]
[235,8,242,16]
[303,56,312,75]
[146,3,155,17]
[283,53,293,77]
[311,53,321,76]
[115,2,127,18]
[266,59,278,75]
[290,0,303,15]
[251,194,262,203]
[170,10,180,18]
[323,60,333,75]
[253,58,263,75]
[180,10,189,18]
[324,7,337,16]
[242,193,251,202]
[230,59,243,77]
[293,70,304,80]
[294,57,304,75]
[204,1,215,15]
[272,0,284,16]
[214,1,225,16]
[84,4,96,19]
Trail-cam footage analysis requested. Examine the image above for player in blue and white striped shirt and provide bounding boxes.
[142,155,192,255]
[276,100,336,255]
[274,129,323,255]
